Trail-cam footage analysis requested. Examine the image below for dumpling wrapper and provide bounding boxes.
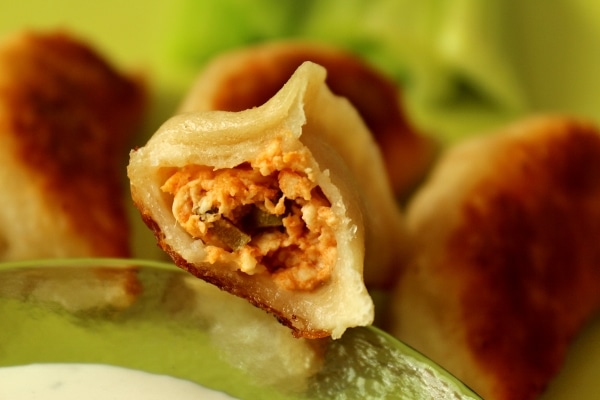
[128,61,405,339]
[177,40,436,199]
[0,30,146,260]
[389,115,600,399]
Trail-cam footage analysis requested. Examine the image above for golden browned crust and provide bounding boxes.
[0,30,146,258]
[392,115,600,400]
[182,41,435,198]
[449,117,600,399]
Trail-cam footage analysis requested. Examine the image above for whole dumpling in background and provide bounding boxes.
[0,30,146,260]
[389,115,600,400]
[177,40,436,199]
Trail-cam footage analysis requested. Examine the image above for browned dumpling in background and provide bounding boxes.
[389,115,600,400]
[0,30,146,260]
[178,40,436,199]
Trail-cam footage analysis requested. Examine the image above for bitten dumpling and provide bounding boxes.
[128,62,405,339]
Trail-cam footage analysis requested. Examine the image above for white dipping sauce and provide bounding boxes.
[0,363,238,399]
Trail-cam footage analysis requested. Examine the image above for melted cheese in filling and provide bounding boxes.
[161,144,337,291]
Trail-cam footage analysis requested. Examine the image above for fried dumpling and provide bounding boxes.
[0,30,146,260]
[389,116,600,399]
[178,40,435,199]
[128,61,405,338]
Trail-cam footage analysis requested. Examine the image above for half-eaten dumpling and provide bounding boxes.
[128,61,405,339]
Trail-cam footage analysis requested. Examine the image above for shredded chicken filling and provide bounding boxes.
[161,150,337,291]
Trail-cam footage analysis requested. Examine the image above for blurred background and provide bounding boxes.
[2,0,599,144]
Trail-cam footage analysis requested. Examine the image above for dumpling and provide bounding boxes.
[177,40,435,199]
[128,61,405,339]
[0,30,146,259]
[389,115,600,399]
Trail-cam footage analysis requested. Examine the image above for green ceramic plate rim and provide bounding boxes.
[0,257,482,398]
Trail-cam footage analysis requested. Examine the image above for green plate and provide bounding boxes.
[0,259,481,399]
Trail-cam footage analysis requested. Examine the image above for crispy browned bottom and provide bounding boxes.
[0,30,146,258]
[452,117,600,399]
[395,116,600,400]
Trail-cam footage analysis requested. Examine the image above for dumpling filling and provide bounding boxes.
[161,143,338,291]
